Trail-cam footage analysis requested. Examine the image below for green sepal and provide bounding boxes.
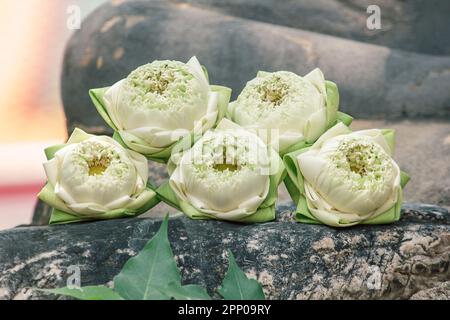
[381,129,396,154]
[201,65,209,82]
[44,144,66,160]
[325,80,339,128]
[156,182,181,209]
[336,111,353,127]
[89,87,118,131]
[47,183,160,225]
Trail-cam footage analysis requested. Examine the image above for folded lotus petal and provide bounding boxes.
[193,91,219,133]
[68,202,108,216]
[186,56,210,89]
[304,107,328,143]
[103,79,127,130]
[104,195,133,210]
[352,129,393,155]
[118,131,166,154]
[38,183,75,214]
[211,85,232,121]
[43,158,59,187]
[126,188,157,211]
[310,122,351,150]
[186,171,268,214]
[125,126,185,148]
[215,117,241,131]
[297,153,327,186]
[305,183,372,225]
[304,68,327,99]
[54,183,78,206]
[125,149,149,183]
[277,131,304,153]
[67,128,93,144]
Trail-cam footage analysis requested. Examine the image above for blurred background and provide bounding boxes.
[0,0,108,229]
[1,0,449,230]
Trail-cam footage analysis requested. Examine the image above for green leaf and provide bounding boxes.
[39,286,123,300]
[218,250,265,300]
[113,215,181,300]
[165,282,211,300]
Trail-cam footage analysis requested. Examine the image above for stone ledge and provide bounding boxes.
[2,202,449,300]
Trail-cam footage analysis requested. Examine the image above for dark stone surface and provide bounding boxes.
[61,0,450,135]
[3,203,450,300]
[173,0,450,56]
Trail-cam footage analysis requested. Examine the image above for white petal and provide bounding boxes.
[186,56,209,87]
[103,79,126,130]
[311,122,351,150]
[119,131,166,154]
[126,189,157,211]
[193,91,219,133]
[277,131,304,153]
[68,202,107,216]
[55,183,77,206]
[67,128,93,144]
[126,149,149,182]
[352,129,392,155]
[304,107,327,143]
[304,68,326,98]
[104,195,132,210]
[43,158,59,187]
[297,151,326,186]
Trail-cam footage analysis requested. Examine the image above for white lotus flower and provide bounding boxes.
[227,68,351,155]
[157,119,285,223]
[284,123,409,227]
[90,57,231,162]
[38,128,158,224]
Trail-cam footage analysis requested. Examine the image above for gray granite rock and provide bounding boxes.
[61,0,450,135]
[3,203,450,300]
[172,0,450,55]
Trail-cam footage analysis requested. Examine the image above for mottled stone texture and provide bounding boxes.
[61,0,450,135]
[2,203,449,300]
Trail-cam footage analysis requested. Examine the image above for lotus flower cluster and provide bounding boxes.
[39,56,408,226]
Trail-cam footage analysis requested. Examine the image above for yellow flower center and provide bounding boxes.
[213,163,239,172]
[259,76,289,106]
[346,144,370,176]
[88,156,111,176]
